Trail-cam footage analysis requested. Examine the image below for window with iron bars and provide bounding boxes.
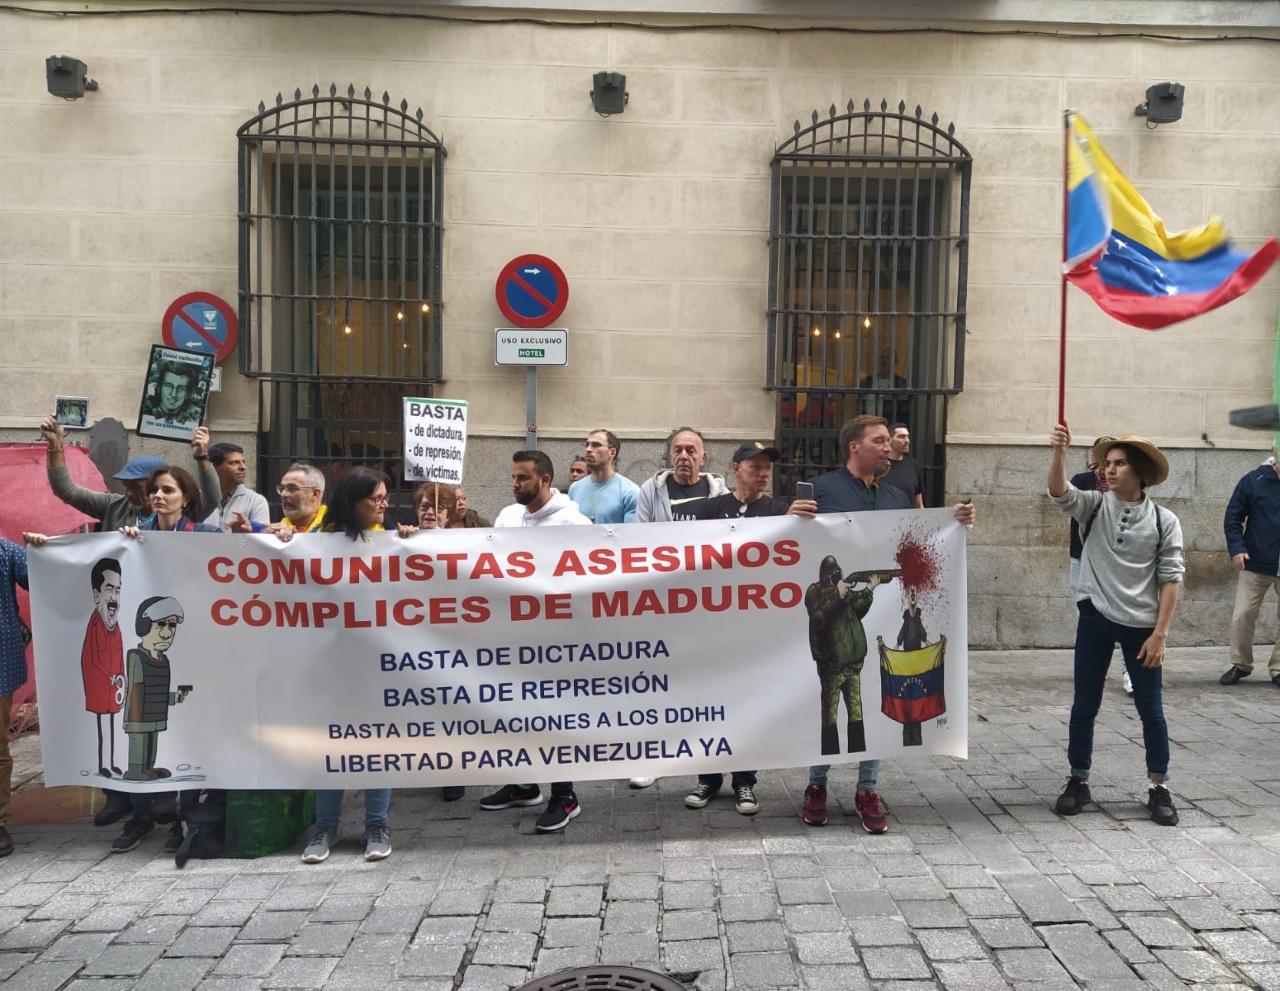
[768,101,971,505]
[237,85,444,520]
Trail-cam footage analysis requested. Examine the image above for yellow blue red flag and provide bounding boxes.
[1064,113,1278,330]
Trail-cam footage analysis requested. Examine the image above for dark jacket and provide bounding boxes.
[1224,465,1280,577]
[812,468,913,514]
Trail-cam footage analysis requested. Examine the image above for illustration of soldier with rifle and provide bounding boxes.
[805,556,901,755]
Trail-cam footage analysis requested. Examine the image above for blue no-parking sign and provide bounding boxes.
[495,254,569,329]
[161,292,239,363]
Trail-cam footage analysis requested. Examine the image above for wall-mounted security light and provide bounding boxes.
[590,71,628,116]
[46,56,98,100]
[1135,82,1184,127]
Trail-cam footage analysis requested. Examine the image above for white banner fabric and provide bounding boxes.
[28,511,967,792]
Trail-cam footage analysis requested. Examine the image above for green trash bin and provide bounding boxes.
[224,790,315,859]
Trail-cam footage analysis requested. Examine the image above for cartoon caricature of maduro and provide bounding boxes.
[805,555,900,756]
[123,596,193,781]
[81,558,124,777]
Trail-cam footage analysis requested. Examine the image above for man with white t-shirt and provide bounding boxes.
[483,451,591,832]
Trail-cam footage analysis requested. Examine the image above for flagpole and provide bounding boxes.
[1058,110,1071,427]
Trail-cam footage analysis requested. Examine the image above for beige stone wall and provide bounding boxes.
[3,10,1277,448]
[3,8,1280,648]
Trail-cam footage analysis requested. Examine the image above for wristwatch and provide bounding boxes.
[194,454,210,461]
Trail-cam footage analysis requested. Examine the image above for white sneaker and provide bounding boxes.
[629,777,655,789]
[1123,669,1134,695]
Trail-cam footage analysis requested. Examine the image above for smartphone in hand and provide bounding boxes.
[795,481,815,501]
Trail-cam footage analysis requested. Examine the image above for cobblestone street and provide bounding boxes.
[3,646,1279,990]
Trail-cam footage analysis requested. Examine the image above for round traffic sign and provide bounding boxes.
[161,291,239,364]
[495,254,569,329]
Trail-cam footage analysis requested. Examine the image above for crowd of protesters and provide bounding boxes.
[6,410,1276,863]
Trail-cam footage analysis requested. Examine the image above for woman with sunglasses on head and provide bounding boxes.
[109,466,219,856]
[304,466,394,864]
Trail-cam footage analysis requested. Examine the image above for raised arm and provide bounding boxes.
[1048,422,1072,497]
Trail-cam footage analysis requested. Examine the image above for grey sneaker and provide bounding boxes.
[364,826,392,861]
[301,828,334,864]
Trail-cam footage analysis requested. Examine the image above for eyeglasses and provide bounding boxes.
[276,484,317,495]
[364,494,390,505]
[153,619,179,630]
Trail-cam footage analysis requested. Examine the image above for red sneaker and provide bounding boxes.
[855,789,888,834]
[802,784,828,826]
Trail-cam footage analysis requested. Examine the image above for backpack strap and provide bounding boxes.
[1079,498,1104,546]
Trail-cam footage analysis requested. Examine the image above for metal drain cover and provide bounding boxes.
[515,966,690,991]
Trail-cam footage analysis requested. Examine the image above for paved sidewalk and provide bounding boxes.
[3,646,1280,990]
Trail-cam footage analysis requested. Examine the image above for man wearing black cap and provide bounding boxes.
[676,442,814,522]
[677,441,816,814]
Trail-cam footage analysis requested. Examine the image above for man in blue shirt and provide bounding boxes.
[804,415,975,835]
[0,539,31,857]
[1222,454,1280,688]
[568,429,639,524]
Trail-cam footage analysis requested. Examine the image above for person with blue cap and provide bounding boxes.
[40,416,221,532]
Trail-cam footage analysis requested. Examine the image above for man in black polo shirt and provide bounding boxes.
[804,415,975,835]
[677,441,816,814]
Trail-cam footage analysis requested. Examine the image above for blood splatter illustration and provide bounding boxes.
[895,534,941,599]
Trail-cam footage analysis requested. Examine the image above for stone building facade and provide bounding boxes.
[1,1,1278,646]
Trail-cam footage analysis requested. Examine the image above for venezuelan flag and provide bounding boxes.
[878,638,946,725]
[1064,113,1278,330]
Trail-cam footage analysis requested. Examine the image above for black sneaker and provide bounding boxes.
[442,786,465,802]
[1219,666,1248,686]
[162,822,184,854]
[0,826,13,857]
[479,784,543,810]
[734,786,760,816]
[535,794,581,832]
[1148,785,1179,826]
[93,795,131,827]
[111,817,155,854]
[684,782,717,809]
[1054,776,1092,816]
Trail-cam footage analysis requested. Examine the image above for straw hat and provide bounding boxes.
[1091,435,1169,487]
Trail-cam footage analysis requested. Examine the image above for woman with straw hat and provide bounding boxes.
[1048,423,1185,826]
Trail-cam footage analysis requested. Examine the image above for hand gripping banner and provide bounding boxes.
[27,511,968,792]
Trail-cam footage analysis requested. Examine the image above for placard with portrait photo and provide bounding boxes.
[55,395,90,430]
[135,345,214,442]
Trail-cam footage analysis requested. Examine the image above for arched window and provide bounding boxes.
[768,100,970,502]
[237,84,445,504]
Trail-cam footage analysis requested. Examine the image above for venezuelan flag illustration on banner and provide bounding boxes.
[1064,113,1278,330]
[878,637,947,726]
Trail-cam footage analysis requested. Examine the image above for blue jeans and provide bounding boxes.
[808,760,879,791]
[699,771,756,789]
[315,789,391,831]
[1068,610,1169,783]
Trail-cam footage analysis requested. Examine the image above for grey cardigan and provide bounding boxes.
[1051,484,1184,628]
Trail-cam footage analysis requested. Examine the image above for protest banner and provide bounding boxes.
[403,397,468,484]
[135,345,215,442]
[27,510,967,792]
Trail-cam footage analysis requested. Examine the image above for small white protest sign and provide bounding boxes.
[402,397,468,484]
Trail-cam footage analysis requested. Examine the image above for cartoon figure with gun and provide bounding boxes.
[805,556,901,755]
[123,596,194,781]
